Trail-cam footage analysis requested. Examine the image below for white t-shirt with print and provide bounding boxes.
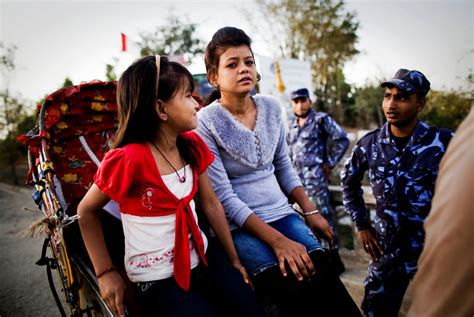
[121,165,208,283]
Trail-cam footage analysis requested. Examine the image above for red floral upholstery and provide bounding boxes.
[21,81,118,206]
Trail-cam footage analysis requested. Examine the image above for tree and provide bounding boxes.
[353,84,385,129]
[105,15,205,81]
[0,42,34,185]
[253,0,359,123]
[62,77,73,88]
[105,59,118,81]
[421,90,471,131]
[138,16,204,60]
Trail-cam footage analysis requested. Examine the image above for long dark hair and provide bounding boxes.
[204,26,261,105]
[113,55,198,167]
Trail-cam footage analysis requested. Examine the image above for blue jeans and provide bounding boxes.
[135,239,264,317]
[231,214,324,276]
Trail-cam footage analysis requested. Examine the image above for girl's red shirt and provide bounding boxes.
[93,131,214,290]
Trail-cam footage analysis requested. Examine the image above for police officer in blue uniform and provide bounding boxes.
[341,69,454,317]
[287,88,350,275]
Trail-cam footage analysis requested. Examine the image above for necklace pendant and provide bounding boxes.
[179,176,186,183]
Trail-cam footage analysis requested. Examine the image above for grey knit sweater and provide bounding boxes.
[196,94,302,230]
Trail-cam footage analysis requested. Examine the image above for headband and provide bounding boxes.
[155,55,160,96]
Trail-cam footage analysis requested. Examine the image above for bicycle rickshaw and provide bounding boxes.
[20,80,128,316]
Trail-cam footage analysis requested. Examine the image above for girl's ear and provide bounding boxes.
[208,72,217,87]
[156,100,168,121]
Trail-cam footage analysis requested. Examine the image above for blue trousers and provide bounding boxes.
[362,253,412,317]
[231,214,323,276]
[231,214,361,317]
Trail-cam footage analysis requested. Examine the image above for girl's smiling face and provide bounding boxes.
[212,45,257,96]
[162,81,199,132]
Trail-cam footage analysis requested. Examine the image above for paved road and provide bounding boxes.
[0,183,65,317]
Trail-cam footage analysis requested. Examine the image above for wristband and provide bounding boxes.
[302,209,320,217]
[296,209,321,217]
[96,264,117,279]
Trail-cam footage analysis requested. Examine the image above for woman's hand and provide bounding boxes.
[98,271,127,317]
[305,213,334,247]
[271,236,315,281]
[231,260,254,290]
[357,228,383,261]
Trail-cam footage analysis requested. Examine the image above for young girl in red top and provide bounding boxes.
[78,55,263,317]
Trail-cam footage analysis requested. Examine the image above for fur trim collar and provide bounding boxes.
[199,95,282,168]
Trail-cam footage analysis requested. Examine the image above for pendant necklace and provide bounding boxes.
[151,143,186,183]
[234,102,252,122]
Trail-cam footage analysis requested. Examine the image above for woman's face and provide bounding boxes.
[212,45,257,96]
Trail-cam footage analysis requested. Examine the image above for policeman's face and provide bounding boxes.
[291,97,312,118]
[382,86,425,128]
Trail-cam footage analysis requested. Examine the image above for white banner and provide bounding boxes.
[256,55,314,128]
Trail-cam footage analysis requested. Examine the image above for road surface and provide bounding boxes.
[0,183,65,317]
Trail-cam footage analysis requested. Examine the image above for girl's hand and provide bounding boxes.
[231,261,254,290]
[305,213,334,248]
[271,236,315,281]
[98,271,127,317]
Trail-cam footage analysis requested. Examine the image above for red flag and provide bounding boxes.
[121,33,127,52]
[120,33,141,56]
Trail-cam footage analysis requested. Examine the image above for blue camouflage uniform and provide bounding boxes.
[287,108,349,250]
[341,120,453,317]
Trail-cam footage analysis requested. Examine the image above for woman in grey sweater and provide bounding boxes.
[196,26,360,316]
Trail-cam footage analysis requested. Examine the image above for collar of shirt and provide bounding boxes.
[378,120,430,148]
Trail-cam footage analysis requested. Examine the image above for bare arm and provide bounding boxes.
[197,171,251,286]
[290,186,334,246]
[77,184,126,317]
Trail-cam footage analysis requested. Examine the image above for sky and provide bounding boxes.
[0,0,472,108]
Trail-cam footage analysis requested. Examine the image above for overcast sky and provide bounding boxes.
[1,0,472,106]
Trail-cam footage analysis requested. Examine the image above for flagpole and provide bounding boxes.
[275,60,289,131]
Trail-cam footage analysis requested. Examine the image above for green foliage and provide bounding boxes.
[138,16,204,59]
[421,90,472,131]
[105,57,119,82]
[316,68,356,126]
[352,84,384,129]
[62,77,74,88]
[104,16,204,81]
[0,92,34,184]
[105,64,117,81]
[352,84,471,131]
[255,0,359,123]
[0,42,35,184]
[0,42,16,71]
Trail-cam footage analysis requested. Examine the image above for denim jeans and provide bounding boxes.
[231,214,324,276]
